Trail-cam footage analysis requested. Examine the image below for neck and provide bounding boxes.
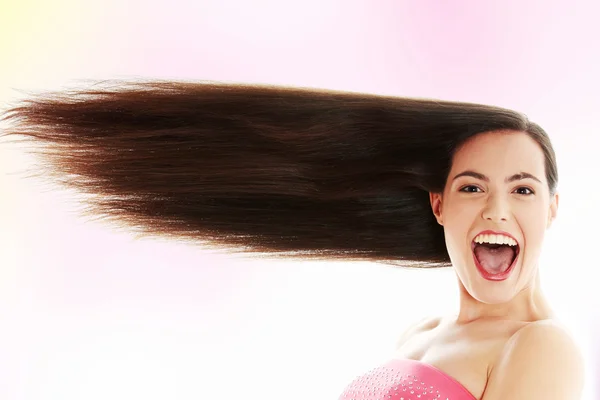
[455,270,553,324]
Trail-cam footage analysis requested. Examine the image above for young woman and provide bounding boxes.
[0,79,584,399]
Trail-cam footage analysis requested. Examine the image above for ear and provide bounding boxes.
[547,191,559,229]
[429,192,444,226]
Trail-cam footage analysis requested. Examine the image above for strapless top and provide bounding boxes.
[338,358,477,400]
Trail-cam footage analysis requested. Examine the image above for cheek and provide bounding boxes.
[442,203,474,254]
[443,199,478,231]
[516,206,549,253]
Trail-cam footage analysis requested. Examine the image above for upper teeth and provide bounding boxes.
[474,234,517,246]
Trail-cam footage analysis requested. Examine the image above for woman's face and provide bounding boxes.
[430,130,558,304]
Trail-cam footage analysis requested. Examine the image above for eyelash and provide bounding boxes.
[459,185,535,195]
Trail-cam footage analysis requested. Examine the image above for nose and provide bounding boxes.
[481,194,510,223]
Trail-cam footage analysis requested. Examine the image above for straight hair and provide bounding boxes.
[0,79,558,268]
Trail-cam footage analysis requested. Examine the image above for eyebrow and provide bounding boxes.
[452,170,542,184]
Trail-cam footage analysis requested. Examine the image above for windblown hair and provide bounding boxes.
[0,79,558,268]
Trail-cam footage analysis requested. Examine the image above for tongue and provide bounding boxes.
[474,245,515,274]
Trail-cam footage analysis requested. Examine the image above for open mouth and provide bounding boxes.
[471,235,520,281]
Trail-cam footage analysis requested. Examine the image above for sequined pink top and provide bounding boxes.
[338,358,477,400]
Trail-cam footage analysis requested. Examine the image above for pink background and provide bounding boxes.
[1,1,598,399]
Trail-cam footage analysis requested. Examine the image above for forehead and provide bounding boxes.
[451,131,546,176]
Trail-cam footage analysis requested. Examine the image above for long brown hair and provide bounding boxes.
[0,79,558,268]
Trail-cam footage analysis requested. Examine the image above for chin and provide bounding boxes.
[468,284,518,305]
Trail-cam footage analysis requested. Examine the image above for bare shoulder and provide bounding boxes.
[482,319,584,400]
[509,319,579,344]
[395,316,443,351]
[505,319,583,364]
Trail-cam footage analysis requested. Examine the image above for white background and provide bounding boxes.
[1,1,598,399]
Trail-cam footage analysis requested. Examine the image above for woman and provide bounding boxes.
[0,79,584,399]
[339,130,582,400]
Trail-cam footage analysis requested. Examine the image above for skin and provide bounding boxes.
[434,129,557,316]
[394,130,584,399]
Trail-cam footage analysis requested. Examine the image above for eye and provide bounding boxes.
[514,187,535,195]
[459,185,483,193]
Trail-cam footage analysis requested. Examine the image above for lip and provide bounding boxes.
[471,230,521,282]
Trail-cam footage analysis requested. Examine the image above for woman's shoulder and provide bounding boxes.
[503,319,580,354]
[499,319,579,354]
[482,319,584,398]
[395,315,444,351]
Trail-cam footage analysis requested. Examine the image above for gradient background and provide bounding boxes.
[0,1,598,399]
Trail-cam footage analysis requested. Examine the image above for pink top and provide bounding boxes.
[338,358,478,400]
